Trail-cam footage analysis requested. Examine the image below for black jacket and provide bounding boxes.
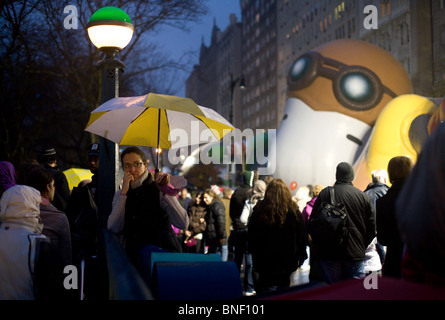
[44,164,70,212]
[230,184,252,229]
[248,202,307,277]
[376,180,405,278]
[65,184,98,259]
[312,181,376,260]
[204,200,227,245]
[124,174,182,262]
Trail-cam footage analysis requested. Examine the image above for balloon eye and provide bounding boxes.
[339,73,374,103]
[290,56,311,82]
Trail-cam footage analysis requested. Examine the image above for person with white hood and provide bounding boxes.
[0,185,44,300]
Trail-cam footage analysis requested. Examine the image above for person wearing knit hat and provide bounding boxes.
[37,145,57,164]
[335,162,355,183]
[309,161,376,284]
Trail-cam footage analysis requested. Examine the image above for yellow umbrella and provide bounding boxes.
[84,93,235,169]
[63,168,93,192]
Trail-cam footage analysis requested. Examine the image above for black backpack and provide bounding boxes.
[307,187,348,250]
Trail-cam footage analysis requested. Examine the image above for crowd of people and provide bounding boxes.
[2,121,445,299]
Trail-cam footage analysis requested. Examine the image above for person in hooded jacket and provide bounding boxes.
[0,161,16,199]
[309,162,376,284]
[0,185,44,299]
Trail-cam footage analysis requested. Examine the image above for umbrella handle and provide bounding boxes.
[156,109,161,170]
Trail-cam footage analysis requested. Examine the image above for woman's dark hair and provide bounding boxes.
[255,178,299,226]
[120,146,147,164]
[387,156,413,183]
[24,167,54,193]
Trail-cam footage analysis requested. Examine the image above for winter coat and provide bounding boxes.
[230,184,252,229]
[376,180,406,278]
[124,173,183,258]
[248,201,307,278]
[178,196,191,211]
[42,164,70,212]
[204,199,227,245]
[221,197,232,238]
[40,203,72,266]
[395,121,445,282]
[187,204,207,237]
[240,198,257,225]
[0,185,43,300]
[312,181,376,260]
[65,184,98,259]
[107,171,189,262]
[301,197,317,224]
[364,182,389,212]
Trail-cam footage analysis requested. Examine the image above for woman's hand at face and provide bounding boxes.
[121,171,134,195]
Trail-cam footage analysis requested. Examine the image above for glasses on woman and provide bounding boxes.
[122,161,144,170]
[287,51,397,111]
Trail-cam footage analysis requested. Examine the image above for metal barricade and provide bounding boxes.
[102,229,153,300]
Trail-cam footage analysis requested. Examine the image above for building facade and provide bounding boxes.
[240,0,278,131]
[185,16,243,129]
[186,0,444,132]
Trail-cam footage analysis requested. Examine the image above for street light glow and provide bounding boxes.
[87,6,134,50]
[87,24,134,50]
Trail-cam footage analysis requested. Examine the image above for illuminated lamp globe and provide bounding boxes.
[87,6,134,52]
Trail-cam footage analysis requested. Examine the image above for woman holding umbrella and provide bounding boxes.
[107,146,189,266]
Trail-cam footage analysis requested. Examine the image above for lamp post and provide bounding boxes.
[229,73,246,125]
[229,73,246,187]
[87,6,134,229]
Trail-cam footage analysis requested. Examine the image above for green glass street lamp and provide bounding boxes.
[87,6,134,230]
[87,6,134,56]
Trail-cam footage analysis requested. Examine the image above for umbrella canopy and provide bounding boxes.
[84,93,235,168]
[63,168,93,192]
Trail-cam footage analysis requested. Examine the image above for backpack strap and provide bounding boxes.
[329,186,336,206]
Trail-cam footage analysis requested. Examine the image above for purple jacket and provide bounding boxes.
[301,197,317,224]
[0,161,16,192]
